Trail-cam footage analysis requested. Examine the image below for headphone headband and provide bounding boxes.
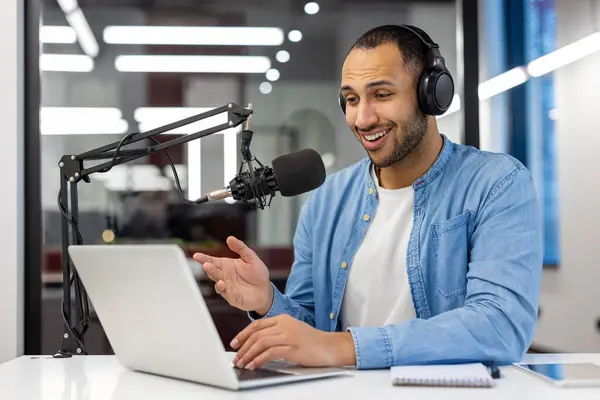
[396,25,438,50]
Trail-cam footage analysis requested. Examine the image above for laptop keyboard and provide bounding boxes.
[233,367,293,381]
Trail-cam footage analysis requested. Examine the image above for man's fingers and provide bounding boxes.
[202,262,224,282]
[233,326,279,366]
[246,346,291,371]
[231,318,277,350]
[226,236,258,263]
[235,334,286,369]
[214,280,230,297]
[214,281,244,308]
[192,252,215,265]
[194,253,230,271]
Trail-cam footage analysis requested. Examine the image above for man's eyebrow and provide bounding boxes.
[340,80,396,92]
[366,80,395,88]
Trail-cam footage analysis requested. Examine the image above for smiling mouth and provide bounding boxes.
[358,127,393,150]
[363,129,389,142]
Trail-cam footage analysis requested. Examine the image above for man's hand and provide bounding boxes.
[230,314,356,370]
[193,236,273,315]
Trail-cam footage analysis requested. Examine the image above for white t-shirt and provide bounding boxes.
[340,166,416,331]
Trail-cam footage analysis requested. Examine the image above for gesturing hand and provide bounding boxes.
[193,236,273,315]
[230,314,356,370]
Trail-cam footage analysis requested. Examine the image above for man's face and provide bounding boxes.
[340,43,428,168]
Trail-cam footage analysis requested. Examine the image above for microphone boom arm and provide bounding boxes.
[60,103,252,184]
[55,102,253,358]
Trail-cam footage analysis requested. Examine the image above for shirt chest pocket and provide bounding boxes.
[431,211,471,299]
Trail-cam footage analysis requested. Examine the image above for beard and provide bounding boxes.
[368,106,428,169]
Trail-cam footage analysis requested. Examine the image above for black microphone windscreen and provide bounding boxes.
[271,149,326,197]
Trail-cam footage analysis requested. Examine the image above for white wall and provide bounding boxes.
[0,0,24,364]
[532,0,600,352]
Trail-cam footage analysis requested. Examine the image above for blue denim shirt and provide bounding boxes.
[253,134,543,370]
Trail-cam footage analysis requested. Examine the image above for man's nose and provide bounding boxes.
[355,100,378,130]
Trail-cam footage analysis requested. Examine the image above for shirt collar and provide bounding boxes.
[413,134,454,190]
[362,134,455,192]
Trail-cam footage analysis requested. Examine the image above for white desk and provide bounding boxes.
[1,354,600,399]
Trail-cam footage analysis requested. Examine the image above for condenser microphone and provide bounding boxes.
[202,148,326,209]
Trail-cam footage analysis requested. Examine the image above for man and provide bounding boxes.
[193,25,543,371]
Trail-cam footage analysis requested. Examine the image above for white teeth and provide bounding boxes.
[365,129,388,142]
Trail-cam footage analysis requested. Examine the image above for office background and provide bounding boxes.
[1,0,599,363]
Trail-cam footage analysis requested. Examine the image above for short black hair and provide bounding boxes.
[350,25,429,84]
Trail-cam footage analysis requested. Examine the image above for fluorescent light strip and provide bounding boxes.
[56,0,78,14]
[42,106,122,120]
[478,67,528,100]
[55,0,99,58]
[40,26,77,43]
[475,32,600,100]
[41,119,128,135]
[94,165,172,191]
[40,54,94,72]
[527,31,600,77]
[185,129,240,203]
[223,127,239,204]
[115,55,271,73]
[65,8,99,57]
[41,107,126,135]
[103,26,284,46]
[135,107,234,135]
[187,140,202,201]
[134,107,211,124]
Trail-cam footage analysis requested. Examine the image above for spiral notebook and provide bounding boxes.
[391,363,494,388]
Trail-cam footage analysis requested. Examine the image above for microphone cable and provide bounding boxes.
[146,136,209,205]
[98,131,209,205]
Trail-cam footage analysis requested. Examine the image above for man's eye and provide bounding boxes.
[346,96,358,104]
[376,93,391,98]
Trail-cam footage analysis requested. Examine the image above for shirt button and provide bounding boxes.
[363,214,370,221]
[368,187,374,194]
[330,312,334,320]
[341,261,347,269]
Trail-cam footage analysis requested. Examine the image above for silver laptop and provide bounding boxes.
[68,244,349,390]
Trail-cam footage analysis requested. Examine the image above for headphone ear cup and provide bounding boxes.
[417,71,432,115]
[418,68,455,115]
[338,89,346,114]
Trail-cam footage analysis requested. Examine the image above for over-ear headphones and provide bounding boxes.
[338,25,454,116]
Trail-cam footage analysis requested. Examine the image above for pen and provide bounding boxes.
[485,363,501,379]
